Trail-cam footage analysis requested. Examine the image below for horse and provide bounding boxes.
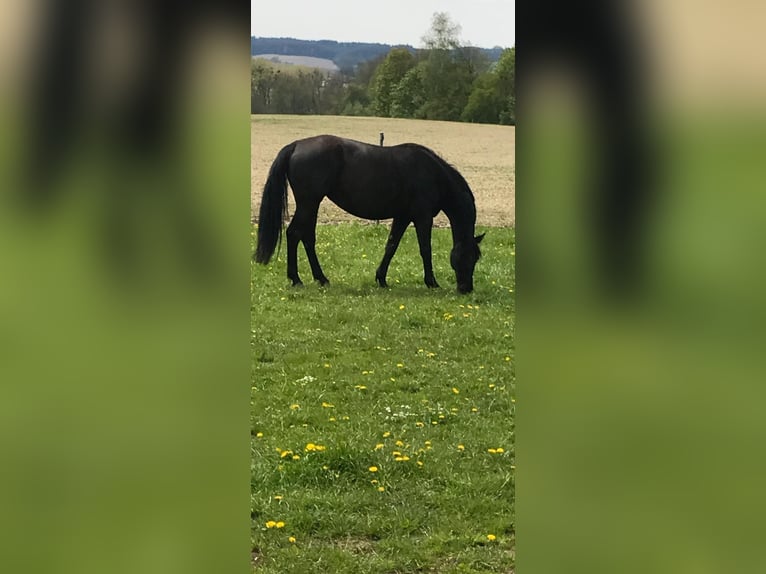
[253,135,485,294]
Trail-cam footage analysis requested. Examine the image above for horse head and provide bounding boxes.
[451,233,485,294]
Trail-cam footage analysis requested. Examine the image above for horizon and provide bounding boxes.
[250,35,511,51]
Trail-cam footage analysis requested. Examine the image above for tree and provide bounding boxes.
[461,47,515,124]
[391,64,427,118]
[371,48,416,117]
[416,12,479,121]
[421,12,461,50]
[495,47,515,124]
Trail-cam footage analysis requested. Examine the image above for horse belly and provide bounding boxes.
[326,186,404,221]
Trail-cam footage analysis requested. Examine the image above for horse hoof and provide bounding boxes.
[318,278,330,286]
[290,280,303,287]
[376,276,388,288]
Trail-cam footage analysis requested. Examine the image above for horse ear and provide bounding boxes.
[475,233,486,244]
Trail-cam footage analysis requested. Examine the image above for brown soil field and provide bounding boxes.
[251,115,515,227]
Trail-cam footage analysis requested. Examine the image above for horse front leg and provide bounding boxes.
[414,218,439,288]
[375,217,409,287]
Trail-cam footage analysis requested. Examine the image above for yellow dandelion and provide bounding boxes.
[452,387,460,394]
[471,407,478,412]
[374,443,384,450]
[382,431,391,438]
[417,461,424,467]
[457,444,465,451]
[329,417,336,422]
[355,385,367,390]
[256,432,264,438]
[274,495,283,501]
[377,486,385,492]
[288,536,296,543]
[487,534,496,541]
[265,521,277,528]
[391,451,402,457]
[276,521,285,529]
[488,448,497,454]
[324,363,331,368]
[504,356,511,362]
[399,304,405,310]
[305,443,316,451]
[415,421,425,428]
[290,404,300,410]
[489,384,496,389]
[369,466,379,473]
[424,441,432,447]
[321,402,334,408]
[371,479,379,484]
[395,440,404,447]
[291,454,300,460]
[279,450,292,458]
[496,447,504,453]
[396,363,404,368]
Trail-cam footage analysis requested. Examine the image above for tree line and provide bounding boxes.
[250,13,514,125]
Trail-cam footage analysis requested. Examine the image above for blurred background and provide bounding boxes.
[520,1,766,573]
[0,2,250,574]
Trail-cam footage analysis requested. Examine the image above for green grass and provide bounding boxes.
[251,222,515,573]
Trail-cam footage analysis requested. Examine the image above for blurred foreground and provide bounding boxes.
[1,2,250,574]
[520,2,766,572]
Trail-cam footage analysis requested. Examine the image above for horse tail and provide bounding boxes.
[254,142,297,264]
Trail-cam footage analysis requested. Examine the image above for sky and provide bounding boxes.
[251,0,514,49]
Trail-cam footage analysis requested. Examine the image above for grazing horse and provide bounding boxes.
[253,135,485,293]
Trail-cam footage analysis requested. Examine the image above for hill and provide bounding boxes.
[251,37,504,72]
[253,54,339,72]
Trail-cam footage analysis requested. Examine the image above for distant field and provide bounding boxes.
[253,54,340,72]
[251,115,515,227]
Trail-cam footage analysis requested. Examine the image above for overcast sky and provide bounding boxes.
[251,0,514,49]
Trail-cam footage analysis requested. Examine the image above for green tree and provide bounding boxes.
[371,48,416,117]
[421,12,461,50]
[461,47,515,124]
[417,12,479,121]
[391,64,427,118]
[495,47,515,124]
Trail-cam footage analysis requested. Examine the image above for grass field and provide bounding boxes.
[251,115,514,573]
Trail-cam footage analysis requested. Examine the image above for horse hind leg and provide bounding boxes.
[285,215,303,286]
[301,208,329,286]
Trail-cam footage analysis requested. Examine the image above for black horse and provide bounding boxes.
[254,135,485,293]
